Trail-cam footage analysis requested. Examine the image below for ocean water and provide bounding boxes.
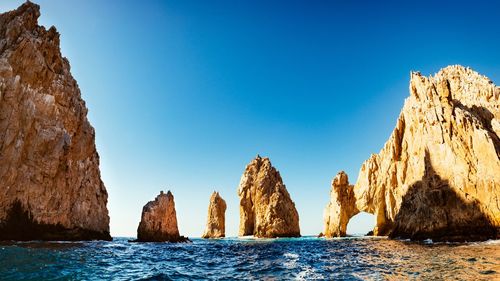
[0,236,499,280]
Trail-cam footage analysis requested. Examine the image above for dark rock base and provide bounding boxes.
[132,235,191,243]
[389,225,499,242]
[0,201,112,241]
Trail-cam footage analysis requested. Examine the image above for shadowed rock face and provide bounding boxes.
[202,191,226,238]
[325,65,500,241]
[0,2,110,240]
[136,191,188,242]
[238,156,300,238]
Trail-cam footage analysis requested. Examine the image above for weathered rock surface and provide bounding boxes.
[325,65,500,241]
[0,2,110,240]
[238,155,300,238]
[202,191,226,238]
[323,171,357,237]
[136,191,188,242]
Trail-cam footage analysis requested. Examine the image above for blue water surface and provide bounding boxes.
[0,236,499,280]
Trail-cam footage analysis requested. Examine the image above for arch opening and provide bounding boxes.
[346,212,375,236]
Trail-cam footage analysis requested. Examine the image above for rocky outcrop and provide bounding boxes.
[323,171,357,237]
[325,65,500,241]
[202,191,226,238]
[0,2,110,240]
[136,191,188,242]
[238,155,300,238]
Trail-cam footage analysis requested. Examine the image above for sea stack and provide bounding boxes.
[0,2,110,240]
[238,155,300,238]
[136,191,188,242]
[323,171,357,237]
[202,191,227,238]
[325,65,500,241]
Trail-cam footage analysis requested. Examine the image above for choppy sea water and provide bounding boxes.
[0,236,499,280]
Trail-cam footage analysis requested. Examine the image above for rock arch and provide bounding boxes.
[324,66,500,241]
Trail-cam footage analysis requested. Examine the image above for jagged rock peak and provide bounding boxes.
[202,191,227,239]
[0,2,110,241]
[238,156,300,238]
[328,65,499,241]
[136,190,189,242]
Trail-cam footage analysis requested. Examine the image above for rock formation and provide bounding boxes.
[136,191,188,242]
[202,191,226,238]
[324,65,500,241]
[238,155,300,238]
[323,171,357,237]
[0,2,110,240]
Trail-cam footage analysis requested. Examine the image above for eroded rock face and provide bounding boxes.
[323,171,357,237]
[238,155,300,238]
[326,65,500,241]
[136,191,188,242]
[0,2,110,241]
[202,191,226,238]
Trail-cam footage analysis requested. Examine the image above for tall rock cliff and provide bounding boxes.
[136,191,188,242]
[238,155,300,238]
[0,2,110,240]
[324,65,500,241]
[202,191,226,238]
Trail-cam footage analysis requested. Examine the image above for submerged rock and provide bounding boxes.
[0,2,110,240]
[325,65,500,241]
[238,155,300,238]
[136,191,188,242]
[202,191,227,238]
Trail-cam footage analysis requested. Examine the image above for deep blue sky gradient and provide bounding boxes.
[1,1,499,237]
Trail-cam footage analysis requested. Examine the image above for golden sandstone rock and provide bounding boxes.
[202,191,227,238]
[0,2,110,240]
[323,171,357,237]
[238,156,300,238]
[137,191,188,242]
[324,65,500,241]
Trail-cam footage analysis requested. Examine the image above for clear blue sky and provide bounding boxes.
[2,1,499,237]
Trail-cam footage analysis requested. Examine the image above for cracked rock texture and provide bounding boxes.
[202,191,226,238]
[238,155,300,238]
[0,2,110,241]
[324,65,500,241]
[137,191,188,242]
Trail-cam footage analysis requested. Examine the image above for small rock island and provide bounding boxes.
[136,191,189,242]
[202,191,227,238]
[238,156,300,238]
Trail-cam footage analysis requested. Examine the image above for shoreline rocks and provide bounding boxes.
[326,65,500,242]
[0,2,110,241]
[238,155,300,238]
[202,191,227,239]
[136,191,189,242]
